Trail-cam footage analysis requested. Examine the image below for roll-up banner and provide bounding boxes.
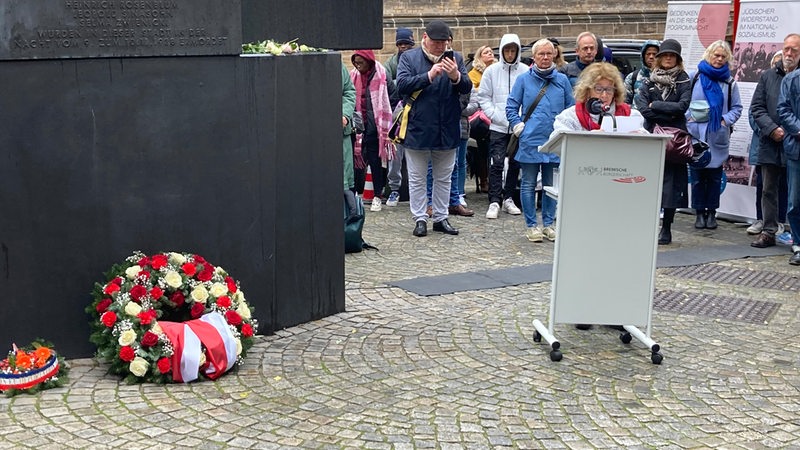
[664,0,798,219]
[723,0,799,219]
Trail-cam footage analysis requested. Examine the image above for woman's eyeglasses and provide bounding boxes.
[593,86,615,95]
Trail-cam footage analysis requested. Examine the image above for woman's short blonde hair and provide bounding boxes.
[573,62,626,104]
[472,45,492,72]
[702,40,733,68]
[531,38,555,65]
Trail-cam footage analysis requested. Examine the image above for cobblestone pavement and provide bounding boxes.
[2,191,800,449]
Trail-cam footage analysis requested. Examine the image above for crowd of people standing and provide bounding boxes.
[340,22,800,266]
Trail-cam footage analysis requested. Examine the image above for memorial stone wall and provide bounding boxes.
[1,0,383,357]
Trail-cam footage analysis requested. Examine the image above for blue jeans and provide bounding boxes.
[449,139,468,205]
[520,162,556,228]
[786,158,800,248]
[689,167,723,210]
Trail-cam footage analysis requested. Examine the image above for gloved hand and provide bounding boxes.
[513,122,525,137]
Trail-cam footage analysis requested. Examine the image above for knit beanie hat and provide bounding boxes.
[395,28,415,46]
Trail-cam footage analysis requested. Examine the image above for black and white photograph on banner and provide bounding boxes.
[733,41,783,82]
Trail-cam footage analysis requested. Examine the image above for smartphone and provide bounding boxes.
[442,50,454,60]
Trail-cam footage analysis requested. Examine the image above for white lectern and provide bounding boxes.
[534,131,671,364]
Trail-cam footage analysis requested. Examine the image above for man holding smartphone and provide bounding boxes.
[396,20,473,237]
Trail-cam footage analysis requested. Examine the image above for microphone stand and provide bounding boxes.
[598,113,617,132]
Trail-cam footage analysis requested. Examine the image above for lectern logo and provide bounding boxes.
[577,166,603,176]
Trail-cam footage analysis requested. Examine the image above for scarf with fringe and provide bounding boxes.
[650,65,684,101]
[350,63,395,169]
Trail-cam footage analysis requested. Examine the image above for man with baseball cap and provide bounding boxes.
[396,20,472,237]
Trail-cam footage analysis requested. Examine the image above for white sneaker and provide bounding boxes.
[459,195,467,207]
[370,197,382,212]
[386,191,399,207]
[775,223,785,236]
[747,220,763,235]
[502,198,522,215]
[526,226,543,242]
[542,226,556,242]
[486,202,500,219]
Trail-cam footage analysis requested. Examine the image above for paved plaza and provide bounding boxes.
[2,193,799,449]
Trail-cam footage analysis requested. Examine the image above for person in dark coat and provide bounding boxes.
[396,19,472,237]
[634,38,692,245]
[750,34,799,249]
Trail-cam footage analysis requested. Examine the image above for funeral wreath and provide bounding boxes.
[87,252,258,384]
[0,340,69,397]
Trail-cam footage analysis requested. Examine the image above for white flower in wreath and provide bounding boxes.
[125,265,142,280]
[209,282,227,298]
[124,301,142,317]
[168,252,186,265]
[129,357,149,377]
[118,329,137,346]
[236,300,251,320]
[151,321,163,335]
[214,266,226,275]
[190,285,209,304]
[164,270,183,289]
[235,338,242,356]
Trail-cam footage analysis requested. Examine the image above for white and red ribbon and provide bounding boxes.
[160,312,237,382]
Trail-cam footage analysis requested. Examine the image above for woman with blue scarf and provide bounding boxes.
[686,40,743,229]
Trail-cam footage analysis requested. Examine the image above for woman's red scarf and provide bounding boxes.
[575,101,632,130]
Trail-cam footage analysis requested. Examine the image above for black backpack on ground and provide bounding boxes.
[344,192,377,253]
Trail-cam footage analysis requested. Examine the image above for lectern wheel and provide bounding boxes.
[651,352,663,365]
[533,331,542,342]
[620,332,632,344]
[549,350,563,362]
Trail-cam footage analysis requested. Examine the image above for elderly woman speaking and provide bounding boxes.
[551,62,641,134]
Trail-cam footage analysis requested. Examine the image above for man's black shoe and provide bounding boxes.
[751,232,776,248]
[432,219,458,235]
[790,251,800,266]
[413,220,427,237]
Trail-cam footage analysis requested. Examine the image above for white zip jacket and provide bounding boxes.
[476,34,527,134]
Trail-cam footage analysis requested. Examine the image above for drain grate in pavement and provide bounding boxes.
[662,264,800,290]
[654,289,780,324]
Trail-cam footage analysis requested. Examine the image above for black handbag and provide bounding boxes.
[653,124,694,164]
[507,81,550,159]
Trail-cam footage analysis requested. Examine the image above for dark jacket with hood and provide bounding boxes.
[750,60,789,166]
[625,40,660,106]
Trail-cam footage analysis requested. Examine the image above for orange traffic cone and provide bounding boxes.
[362,166,375,201]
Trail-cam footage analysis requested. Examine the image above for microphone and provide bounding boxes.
[587,97,611,115]
[586,98,616,131]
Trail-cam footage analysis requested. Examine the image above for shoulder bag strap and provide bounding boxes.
[521,80,551,123]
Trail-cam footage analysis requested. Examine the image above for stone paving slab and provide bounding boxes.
[2,192,800,449]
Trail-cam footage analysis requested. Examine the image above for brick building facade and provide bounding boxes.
[375,0,669,60]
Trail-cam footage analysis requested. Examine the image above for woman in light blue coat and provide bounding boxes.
[506,39,575,242]
[686,40,743,229]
